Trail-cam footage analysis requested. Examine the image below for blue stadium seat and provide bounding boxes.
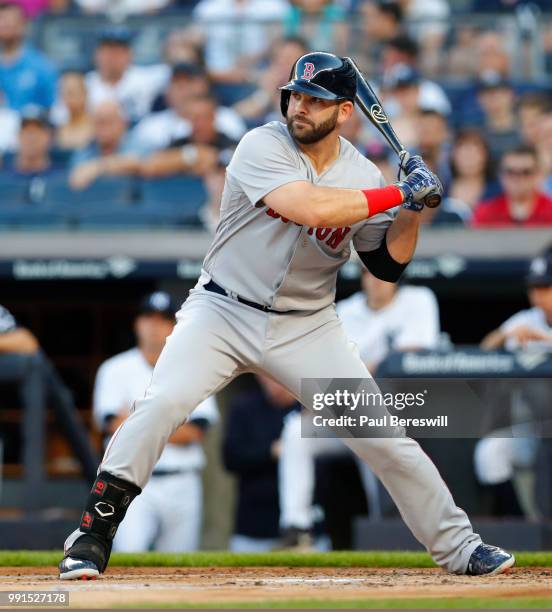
[0,207,67,228]
[212,82,257,106]
[0,177,33,204]
[141,175,207,226]
[44,176,136,207]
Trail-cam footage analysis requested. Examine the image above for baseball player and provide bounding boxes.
[93,292,218,552]
[59,52,513,580]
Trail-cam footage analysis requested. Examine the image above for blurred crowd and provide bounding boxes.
[1,0,552,228]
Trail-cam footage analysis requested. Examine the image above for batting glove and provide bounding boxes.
[396,167,443,212]
[397,152,428,181]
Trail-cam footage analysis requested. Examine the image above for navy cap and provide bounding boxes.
[477,70,511,92]
[383,63,420,90]
[171,62,205,79]
[527,254,552,287]
[20,104,52,129]
[97,26,132,46]
[139,292,177,319]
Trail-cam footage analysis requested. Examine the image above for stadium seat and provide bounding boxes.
[141,175,207,226]
[0,201,68,228]
[44,176,137,207]
[0,178,34,204]
[212,82,257,106]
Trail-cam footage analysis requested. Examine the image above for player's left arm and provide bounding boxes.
[356,208,421,283]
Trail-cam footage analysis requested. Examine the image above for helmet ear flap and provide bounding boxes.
[280,90,291,117]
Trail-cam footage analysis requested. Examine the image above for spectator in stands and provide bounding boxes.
[360,0,403,45]
[356,0,403,73]
[233,36,308,125]
[445,24,479,79]
[381,64,421,149]
[0,1,57,110]
[414,109,450,186]
[471,146,552,227]
[535,112,552,195]
[399,0,450,77]
[86,26,167,123]
[54,72,94,152]
[142,94,237,178]
[3,105,57,177]
[163,28,205,69]
[0,88,19,153]
[12,0,48,18]
[476,72,520,162]
[381,36,450,116]
[279,271,441,545]
[284,0,348,55]
[93,292,218,552]
[518,92,550,149]
[193,0,288,82]
[448,129,498,212]
[474,31,510,79]
[75,0,171,18]
[130,63,245,155]
[69,100,139,190]
[223,375,298,552]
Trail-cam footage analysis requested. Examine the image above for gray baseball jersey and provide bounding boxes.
[199,121,394,312]
[68,121,482,576]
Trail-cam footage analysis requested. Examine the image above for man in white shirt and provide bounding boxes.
[94,292,218,552]
[475,252,552,516]
[193,0,288,80]
[129,63,245,156]
[85,27,168,123]
[279,270,440,546]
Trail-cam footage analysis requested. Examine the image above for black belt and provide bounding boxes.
[204,280,290,314]
[151,469,192,477]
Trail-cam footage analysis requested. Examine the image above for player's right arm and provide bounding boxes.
[229,127,436,229]
[264,181,386,228]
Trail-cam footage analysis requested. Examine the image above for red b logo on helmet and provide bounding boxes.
[302,62,315,80]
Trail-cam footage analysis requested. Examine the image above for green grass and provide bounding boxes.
[112,598,552,609]
[1,550,552,568]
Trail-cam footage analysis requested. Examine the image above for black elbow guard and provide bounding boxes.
[358,239,408,283]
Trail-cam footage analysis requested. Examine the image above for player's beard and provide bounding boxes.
[287,106,339,144]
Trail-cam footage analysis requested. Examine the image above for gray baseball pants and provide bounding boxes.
[100,288,481,573]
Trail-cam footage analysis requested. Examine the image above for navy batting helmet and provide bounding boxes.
[280,52,357,117]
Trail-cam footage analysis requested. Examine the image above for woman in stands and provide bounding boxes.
[447,128,499,212]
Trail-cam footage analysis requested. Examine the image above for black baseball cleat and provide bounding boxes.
[58,529,109,580]
[59,557,99,580]
[465,544,515,576]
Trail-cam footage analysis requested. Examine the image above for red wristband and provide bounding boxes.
[361,185,403,217]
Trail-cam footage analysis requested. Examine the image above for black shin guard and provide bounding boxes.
[67,472,141,572]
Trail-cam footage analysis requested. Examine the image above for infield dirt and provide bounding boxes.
[2,566,551,608]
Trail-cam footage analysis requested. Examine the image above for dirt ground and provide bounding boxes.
[1,567,551,608]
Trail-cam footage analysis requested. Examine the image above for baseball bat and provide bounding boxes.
[345,57,442,208]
